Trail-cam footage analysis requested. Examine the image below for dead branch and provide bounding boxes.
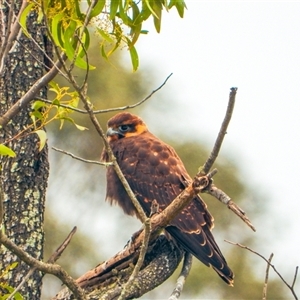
[117,218,152,300]
[206,184,256,231]
[201,87,237,174]
[6,227,78,300]
[262,253,273,300]
[0,231,86,300]
[225,240,299,300]
[168,252,193,300]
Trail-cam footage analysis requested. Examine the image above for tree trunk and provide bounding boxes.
[0,2,51,298]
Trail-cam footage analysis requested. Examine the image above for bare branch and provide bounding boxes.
[206,184,256,231]
[0,168,4,226]
[292,266,299,290]
[92,73,173,114]
[262,253,273,300]
[168,252,193,300]
[35,73,173,115]
[0,232,86,300]
[225,240,298,300]
[0,1,26,75]
[202,87,238,174]
[118,218,152,300]
[47,226,77,264]
[52,147,113,166]
[6,227,78,299]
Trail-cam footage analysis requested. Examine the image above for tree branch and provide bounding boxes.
[201,87,237,174]
[205,184,256,231]
[51,147,113,166]
[0,231,86,300]
[35,73,173,115]
[6,227,78,300]
[168,252,193,300]
[225,240,298,300]
[262,253,273,300]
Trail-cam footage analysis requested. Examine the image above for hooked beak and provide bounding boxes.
[106,127,124,137]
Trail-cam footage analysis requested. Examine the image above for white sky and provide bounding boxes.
[131,1,300,285]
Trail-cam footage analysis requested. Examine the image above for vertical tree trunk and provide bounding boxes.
[0,2,51,298]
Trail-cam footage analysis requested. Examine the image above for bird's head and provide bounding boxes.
[106,112,148,142]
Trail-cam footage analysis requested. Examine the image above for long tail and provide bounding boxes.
[166,226,234,286]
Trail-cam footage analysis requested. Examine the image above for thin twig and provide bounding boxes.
[52,146,113,166]
[7,227,78,300]
[168,252,193,300]
[0,168,4,226]
[47,226,77,264]
[35,73,173,114]
[202,87,237,174]
[262,253,273,300]
[225,240,298,300]
[118,218,152,300]
[292,266,299,290]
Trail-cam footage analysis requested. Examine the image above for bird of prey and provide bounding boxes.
[101,112,234,285]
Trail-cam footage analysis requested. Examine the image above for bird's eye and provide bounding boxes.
[119,125,131,132]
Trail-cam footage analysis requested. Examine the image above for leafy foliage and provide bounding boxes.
[21,0,186,71]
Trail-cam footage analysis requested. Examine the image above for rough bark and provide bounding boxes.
[0,2,50,298]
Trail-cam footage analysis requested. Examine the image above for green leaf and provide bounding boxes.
[77,28,91,58]
[89,0,106,18]
[131,1,140,22]
[59,117,88,131]
[144,0,159,19]
[153,1,162,33]
[118,0,132,25]
[64,21,95,70]
[30,110,44,122]
[130,23,142,45]
[110,0,119,19]
[0,145,16,157]
[74,123,88,131]
[101,44,108,59]
[127,41,139,71]
[98,29,114,43]
[168,0,186,17]
[134,1,152,24]
[51,13,65,48]
[32,100,47,111]
[35,130,47,152]
[19,3,35,37]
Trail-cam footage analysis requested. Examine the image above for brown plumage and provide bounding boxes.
[101,112,234,285]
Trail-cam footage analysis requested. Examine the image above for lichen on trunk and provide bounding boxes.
[0,2,51,298]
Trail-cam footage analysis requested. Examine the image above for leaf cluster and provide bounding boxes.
[21,0,186,71]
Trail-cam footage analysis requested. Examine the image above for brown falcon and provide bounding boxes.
[101,112,234,285]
